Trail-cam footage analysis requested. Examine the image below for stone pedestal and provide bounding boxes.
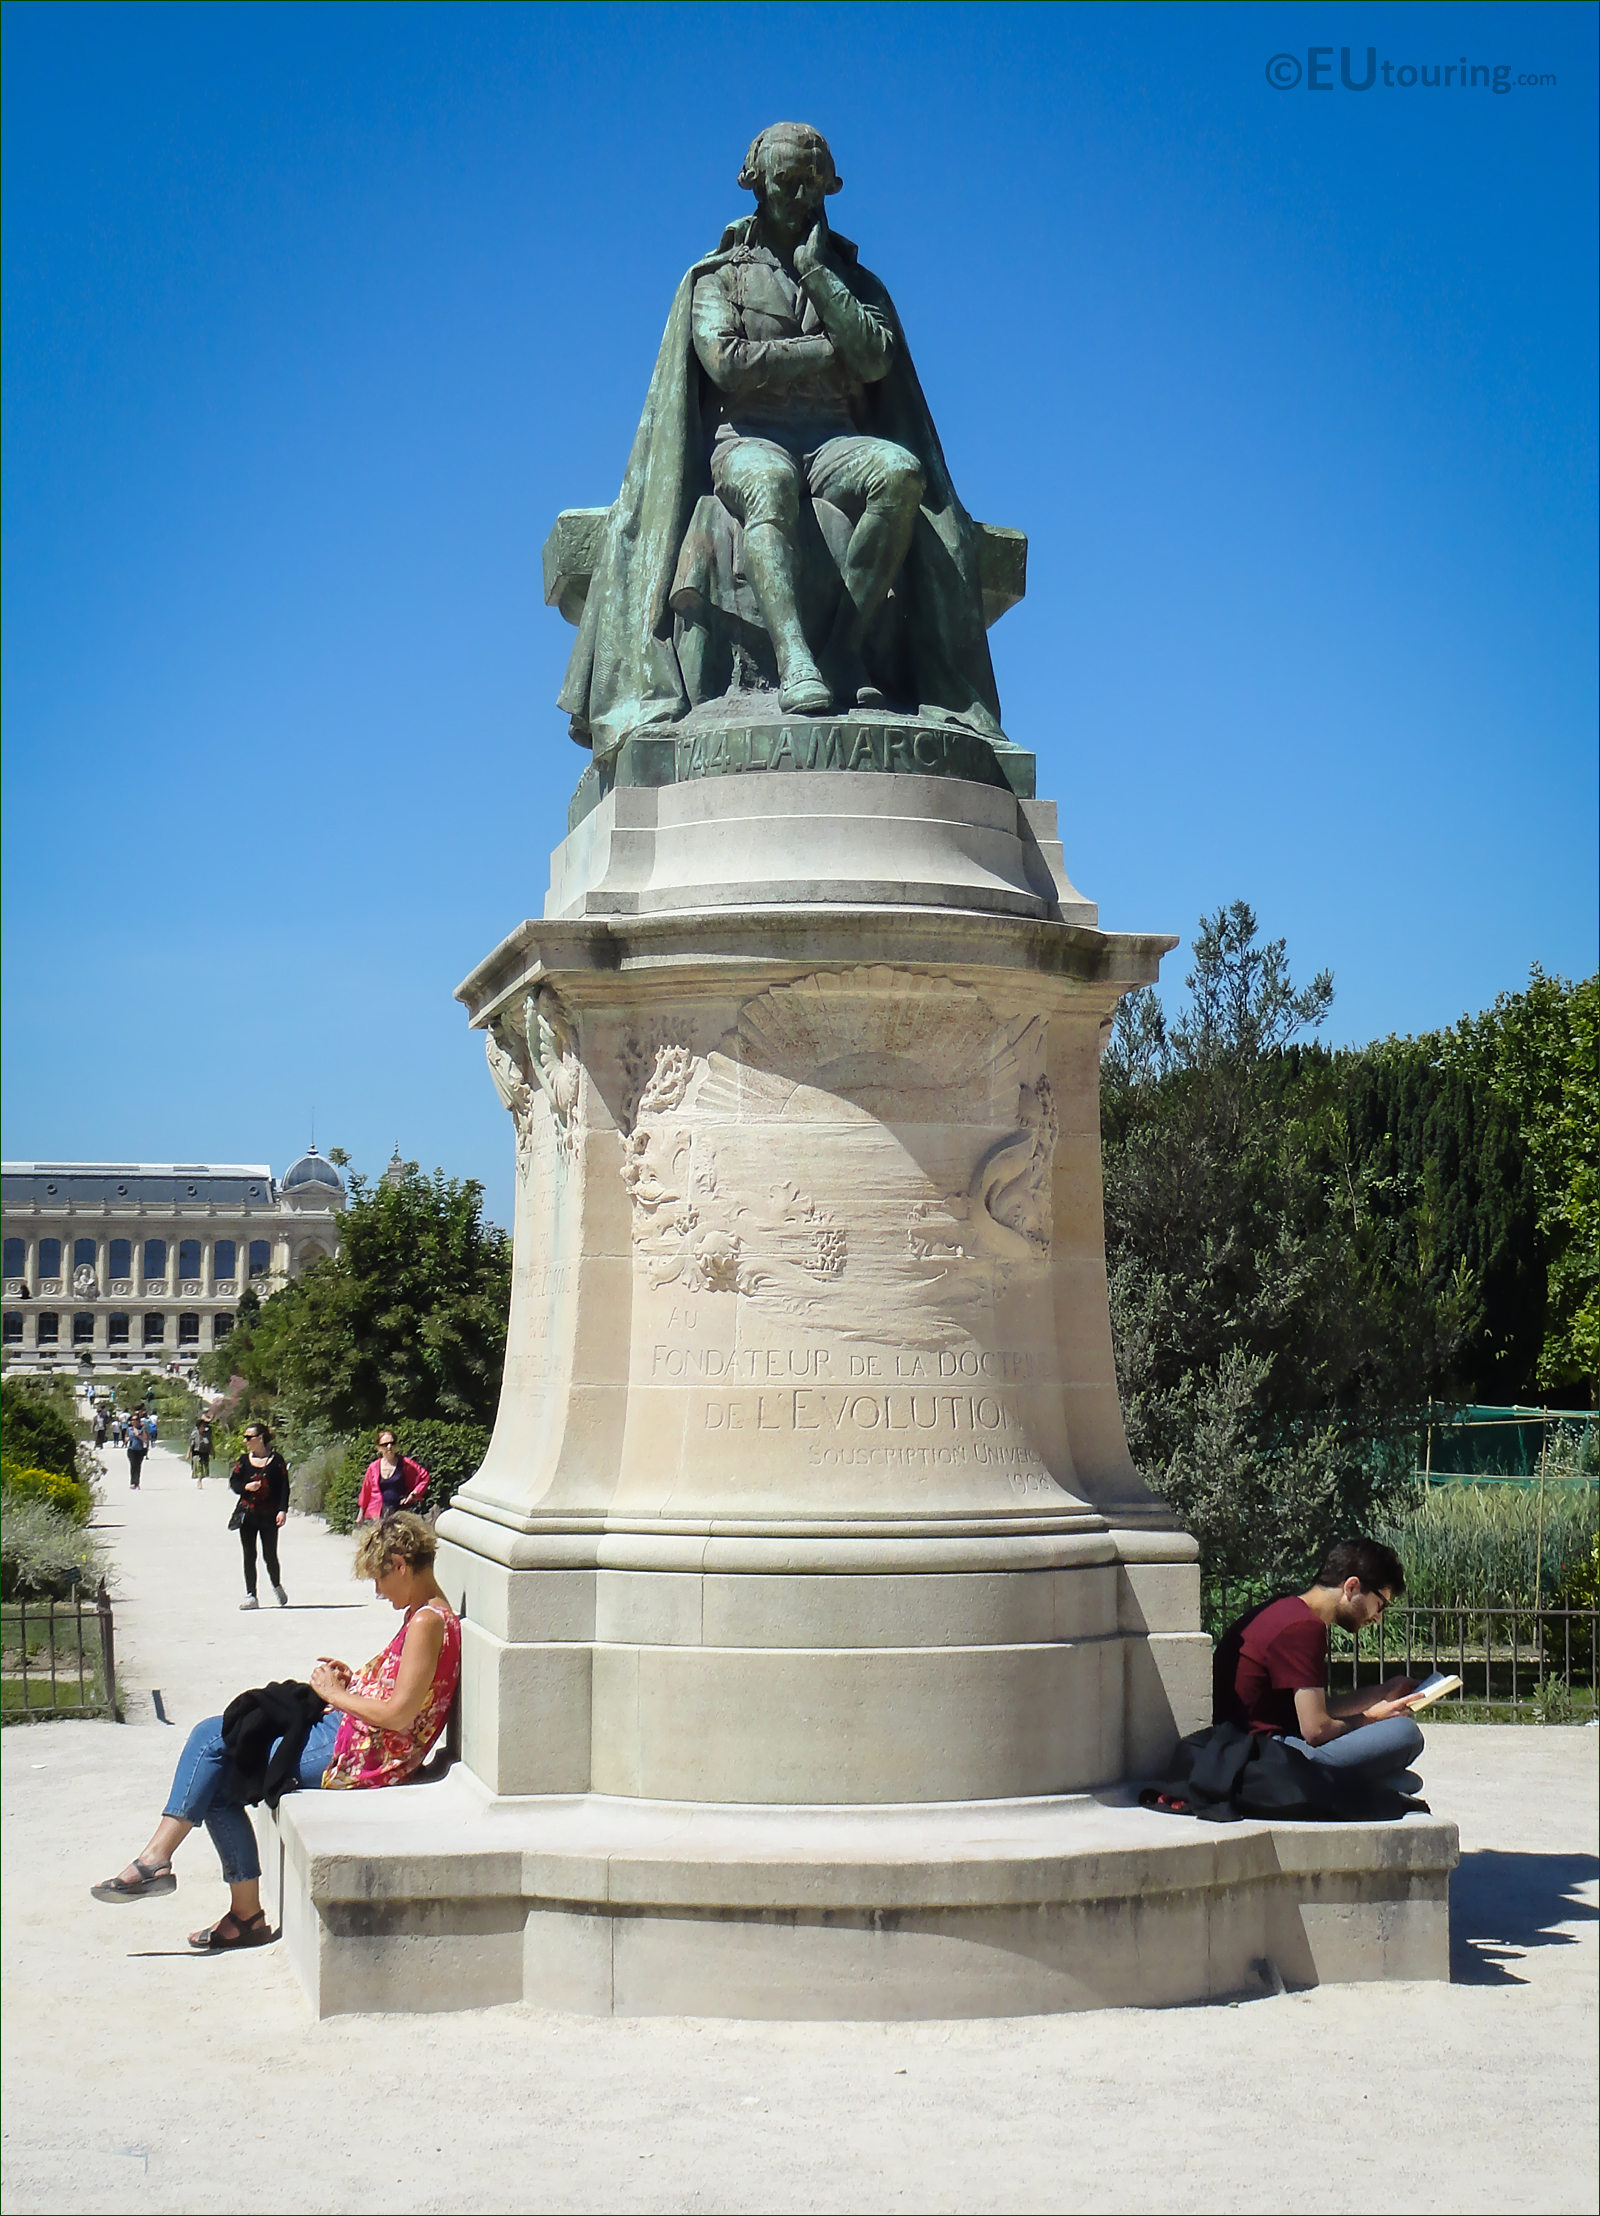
[277,749,1455,2016]
[439,762,1207,1811]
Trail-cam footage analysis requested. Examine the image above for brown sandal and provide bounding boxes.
[90,1858,176,1902]
[188,1909,274,1951]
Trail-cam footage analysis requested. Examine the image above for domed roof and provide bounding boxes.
[281,1145,345,1196]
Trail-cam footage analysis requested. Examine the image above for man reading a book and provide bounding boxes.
[1213,1538,1427,1795]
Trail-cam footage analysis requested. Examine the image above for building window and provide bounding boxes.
[37,1313,60,1344]
[248,1240,270,1278]
[214,1240,236,1279]
[143,1314,165,1346]
[143,1240,167,1280]
[177,1312,200,1346]
[109,1239,132,1279]
[73,1313,96,1345]
[74,1238,97,1272]
[213,1313,234,1343]
[38,1238,61,1278]
[3,1239,23,1278]
[107,1314,130,1346]
[2,1313,22,1345]
[178,1239,201,1280]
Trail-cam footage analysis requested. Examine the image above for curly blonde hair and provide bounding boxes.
[352,1511,437,1580]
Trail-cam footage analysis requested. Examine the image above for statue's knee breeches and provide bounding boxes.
[711,439,803,533]
[809,436,925,517]
[865,445,925,513]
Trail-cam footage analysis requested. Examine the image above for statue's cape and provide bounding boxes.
[558,217,1003,762]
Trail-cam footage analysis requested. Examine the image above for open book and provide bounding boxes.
[1404,1670,1463,1711]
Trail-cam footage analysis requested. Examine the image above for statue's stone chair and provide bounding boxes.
[544,504,1028,708]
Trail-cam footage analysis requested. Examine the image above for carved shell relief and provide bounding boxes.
[622,1038,848,1297]
[622,970,1057,1334]
[487,984,582,1168]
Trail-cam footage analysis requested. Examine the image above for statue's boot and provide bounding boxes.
[779,669,834,716]
[743,519,834,715]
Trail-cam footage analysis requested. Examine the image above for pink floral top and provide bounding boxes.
[321,1598,461,1791]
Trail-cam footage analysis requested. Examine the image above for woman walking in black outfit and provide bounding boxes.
[229,1423,290,1609]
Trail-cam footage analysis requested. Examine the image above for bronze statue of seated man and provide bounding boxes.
[554,121,1011,765]
[692,123,923,714]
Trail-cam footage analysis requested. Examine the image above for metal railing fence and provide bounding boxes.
[1206,1586,1597,1718]
[0,1578,119,1722]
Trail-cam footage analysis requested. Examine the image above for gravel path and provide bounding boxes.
[2,1442,1595,2214]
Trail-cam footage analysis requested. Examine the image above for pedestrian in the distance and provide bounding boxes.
[188,1416,212,1486]
[146,1407,159,1446]
[228,1422,290,1610]
[356,1429,430,1523]
[127,1416,148,1491]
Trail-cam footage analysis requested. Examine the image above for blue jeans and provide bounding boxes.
[1284,1713,1425,1795]
[164,1712,340,1883]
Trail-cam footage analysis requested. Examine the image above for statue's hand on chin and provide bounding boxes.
[792,218,827,279]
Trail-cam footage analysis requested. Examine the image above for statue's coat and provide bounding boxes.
[558,219,1005,764]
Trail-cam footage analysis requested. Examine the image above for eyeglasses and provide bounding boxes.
[378,1439,395,1449]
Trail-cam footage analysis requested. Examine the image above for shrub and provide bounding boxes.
[1,1492,104,1599]
[290,1438,353,1518]
[0,1462,93,1526]
[0,1382,81,1479]
[1530,1671,1576,1725]
[323,1420,492,1534]
[322,1457,363,1535]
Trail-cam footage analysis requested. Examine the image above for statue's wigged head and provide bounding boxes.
[737,121,843,201]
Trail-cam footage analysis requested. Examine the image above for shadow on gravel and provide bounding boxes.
[1451,1848,1599,1984]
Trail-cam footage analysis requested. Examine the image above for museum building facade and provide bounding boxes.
[1,1149,345,1370]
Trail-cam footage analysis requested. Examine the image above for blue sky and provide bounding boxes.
[3,0,1594,1229]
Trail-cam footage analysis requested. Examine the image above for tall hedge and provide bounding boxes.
[0,1381,81,1479]
[322,1420,491,1535]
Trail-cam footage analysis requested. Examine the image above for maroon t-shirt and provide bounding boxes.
[1213,1596,1328,1735]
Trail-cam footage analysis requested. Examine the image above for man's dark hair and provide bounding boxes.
[1314,1537,1405,1596]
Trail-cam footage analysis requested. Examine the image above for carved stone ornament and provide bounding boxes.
[71,1263,98,1299]
[487,983,582,1168]
[618,1027,699,1131]
[485,1027,537,1174]
[731,967,1057,1283]
[620,969,1056,1339]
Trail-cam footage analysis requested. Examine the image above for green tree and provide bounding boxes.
[200,1165,512,1435]
[195,1285,277,1420]
[1101,914,1584,1588]
[1437,967,1597,1396]
[1103,907,1426,1588]
[1335,1040,1544,1401]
